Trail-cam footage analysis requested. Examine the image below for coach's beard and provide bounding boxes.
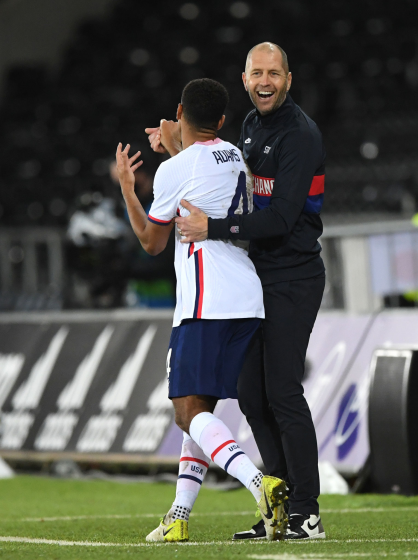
[249,80,288,116]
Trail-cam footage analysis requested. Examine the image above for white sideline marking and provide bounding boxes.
[249,553,418,559]
[21,511,255,522]
[0,537,144,548]
[20,507,418,522]
[321,507,418,514]
[0,536,418,548]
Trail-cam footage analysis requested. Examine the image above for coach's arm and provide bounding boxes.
[116,143,173,256]
[175,128,323,243]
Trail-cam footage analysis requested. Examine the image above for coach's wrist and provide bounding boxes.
[207,217,231,240]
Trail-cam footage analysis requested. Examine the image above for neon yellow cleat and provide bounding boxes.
[146,517,189,543]
[257,475,288,541]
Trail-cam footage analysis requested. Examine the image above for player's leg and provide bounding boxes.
[178,399,287,541]
[262,275,325,539]
[146,428,210,543]
[172,431,210,516]
[147,324,207,543]
[149,388,270,543]
[168,395,216,523]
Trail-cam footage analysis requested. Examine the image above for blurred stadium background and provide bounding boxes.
[0,0,417,496]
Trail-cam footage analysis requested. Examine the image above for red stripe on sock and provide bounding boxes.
[180,457,209,468]
[211,440,235,461]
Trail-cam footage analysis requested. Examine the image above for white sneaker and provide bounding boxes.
[285,513,326,540]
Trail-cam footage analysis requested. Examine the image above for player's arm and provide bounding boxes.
[116,143,173,256]
[145,119,182,157]
[176,129,323,242]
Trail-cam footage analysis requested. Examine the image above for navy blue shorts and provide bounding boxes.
[167,318,261,400]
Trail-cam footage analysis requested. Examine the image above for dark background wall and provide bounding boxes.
[0,0,115,94]
[1,0,418,311]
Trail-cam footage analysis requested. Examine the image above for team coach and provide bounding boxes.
[150,42,326,540]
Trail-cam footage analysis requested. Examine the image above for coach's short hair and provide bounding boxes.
[245,42,289,74]
[181,78,229,130]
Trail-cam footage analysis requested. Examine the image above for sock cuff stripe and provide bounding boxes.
[180,457,209,468]
[211,439,235,461]
[178,474,203,485]
[224,451,245,473]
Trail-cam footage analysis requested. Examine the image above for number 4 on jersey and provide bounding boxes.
[228,171,249,216]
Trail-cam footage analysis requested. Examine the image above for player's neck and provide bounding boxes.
[181,126,217,150]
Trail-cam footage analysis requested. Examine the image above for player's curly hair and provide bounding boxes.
[181,78,229,131]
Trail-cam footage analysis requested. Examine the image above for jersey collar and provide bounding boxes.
[194,138,223,146]
[256,94,295,128]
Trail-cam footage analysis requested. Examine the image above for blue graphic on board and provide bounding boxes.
[334,383,360,460]
[318,382,361,460]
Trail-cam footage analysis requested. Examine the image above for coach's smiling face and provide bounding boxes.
[243,47,292,115]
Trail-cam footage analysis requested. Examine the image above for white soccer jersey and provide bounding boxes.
[148,138,265,327]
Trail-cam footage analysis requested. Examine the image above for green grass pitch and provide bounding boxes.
[0,476,417,559]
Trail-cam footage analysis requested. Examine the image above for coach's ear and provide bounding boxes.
[217,115,226,130]
[242,71,248,91]
[176,103,183,121]
[286,72,293,92]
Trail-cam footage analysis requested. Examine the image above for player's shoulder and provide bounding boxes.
[152,154,189,194]
[155,150,191,178]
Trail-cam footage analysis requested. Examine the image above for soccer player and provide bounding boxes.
[116,78,287,543]
[147,44,326,541]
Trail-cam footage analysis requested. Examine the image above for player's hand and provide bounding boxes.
[115,143,143,193]
[144,126,167,154]
[160,119,182,157]
[175,200,208,243]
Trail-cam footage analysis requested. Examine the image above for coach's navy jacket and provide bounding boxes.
[207,94,326,286]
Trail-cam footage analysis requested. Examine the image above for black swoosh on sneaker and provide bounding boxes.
[260,490,273,519]
[163,527,174,536]
[307,518,321,531]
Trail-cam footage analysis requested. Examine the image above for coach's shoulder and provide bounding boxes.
[293,105,322,135]
[242,108,257,126]
[285,108,323,144]
[277,120,321,158]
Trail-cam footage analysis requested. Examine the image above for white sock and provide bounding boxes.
[170,431,210,520]
[248,471,264,503]
[189,412,262,502]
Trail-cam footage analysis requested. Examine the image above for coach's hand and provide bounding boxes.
[144,126,167,154]
[175,200,208,243]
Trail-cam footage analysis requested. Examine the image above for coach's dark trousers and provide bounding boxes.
[237,274,325,516]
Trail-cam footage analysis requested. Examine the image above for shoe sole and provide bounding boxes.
[146,524,189,543]
[305,532,326,540]
[146,535,189,543]
[232,535,267,541]
[286,532,326,541]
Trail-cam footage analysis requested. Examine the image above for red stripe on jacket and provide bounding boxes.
[309,175,325,196]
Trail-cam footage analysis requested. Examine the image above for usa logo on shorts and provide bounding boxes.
[230,226,239,233]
